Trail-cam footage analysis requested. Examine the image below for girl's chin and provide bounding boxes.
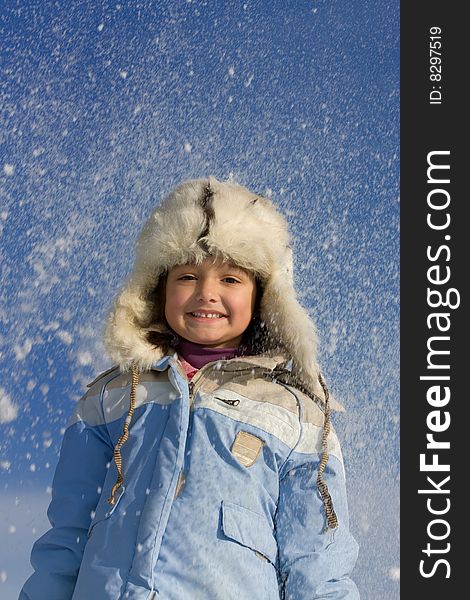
[188,337,228,346]
[183,332,242,348]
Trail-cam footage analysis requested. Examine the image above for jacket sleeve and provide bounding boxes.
[275,424,360,599]
[19,389,114,600]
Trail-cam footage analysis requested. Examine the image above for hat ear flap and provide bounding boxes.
[103,273,168,371]
[260,268,323,398]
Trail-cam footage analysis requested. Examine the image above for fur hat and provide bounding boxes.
[104,176,326,402]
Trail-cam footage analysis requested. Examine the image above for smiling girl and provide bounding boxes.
[21,177,359,599]
[165,259,257,348]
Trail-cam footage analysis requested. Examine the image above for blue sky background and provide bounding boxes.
[0,1,399,598]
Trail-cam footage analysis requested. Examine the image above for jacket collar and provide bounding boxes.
[160,348,343,411]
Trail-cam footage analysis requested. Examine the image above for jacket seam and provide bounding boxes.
[276,383,303,478]
[192,405,297,450]
[147,367,188,594]
[100,372,124,441]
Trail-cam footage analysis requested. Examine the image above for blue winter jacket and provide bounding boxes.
[20,352,359,599]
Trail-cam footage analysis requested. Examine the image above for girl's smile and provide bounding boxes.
[165,258,256,348]
[188,310,227,319]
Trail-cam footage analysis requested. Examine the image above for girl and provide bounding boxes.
[21,177,359,599]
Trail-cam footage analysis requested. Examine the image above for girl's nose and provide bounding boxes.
[196,278,218,302]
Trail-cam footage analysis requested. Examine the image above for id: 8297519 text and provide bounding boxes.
[429,26,442,105]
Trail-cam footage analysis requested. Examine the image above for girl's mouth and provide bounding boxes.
[188,312,226,320]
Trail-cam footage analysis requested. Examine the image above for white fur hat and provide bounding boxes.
[104,176,327,402]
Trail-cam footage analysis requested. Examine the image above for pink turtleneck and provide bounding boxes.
[174,338,248,380]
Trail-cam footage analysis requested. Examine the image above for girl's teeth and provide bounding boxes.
[192,313,223,318]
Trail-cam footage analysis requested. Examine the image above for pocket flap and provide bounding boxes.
[87,485,125,537]
[221,501,277,564]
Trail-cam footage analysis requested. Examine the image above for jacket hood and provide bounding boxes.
[103,176,327,402]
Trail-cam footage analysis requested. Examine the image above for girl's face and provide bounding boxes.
[165,258,257,348]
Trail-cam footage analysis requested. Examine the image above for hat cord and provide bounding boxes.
[107,363,139,505]
[316,372,339,530]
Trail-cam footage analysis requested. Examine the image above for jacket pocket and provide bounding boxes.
[87,485,125,537]
[221,501,278,565]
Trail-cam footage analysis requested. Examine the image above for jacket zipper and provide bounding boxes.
[215,396,240,406]
[188,379,195,399]
[174,358,263,404]
[187,366,210,404]
[184,360,228,404]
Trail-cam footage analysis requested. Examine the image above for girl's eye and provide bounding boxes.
[176,275,240,283]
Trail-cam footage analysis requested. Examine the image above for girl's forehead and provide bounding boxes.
[170,258,252,276]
